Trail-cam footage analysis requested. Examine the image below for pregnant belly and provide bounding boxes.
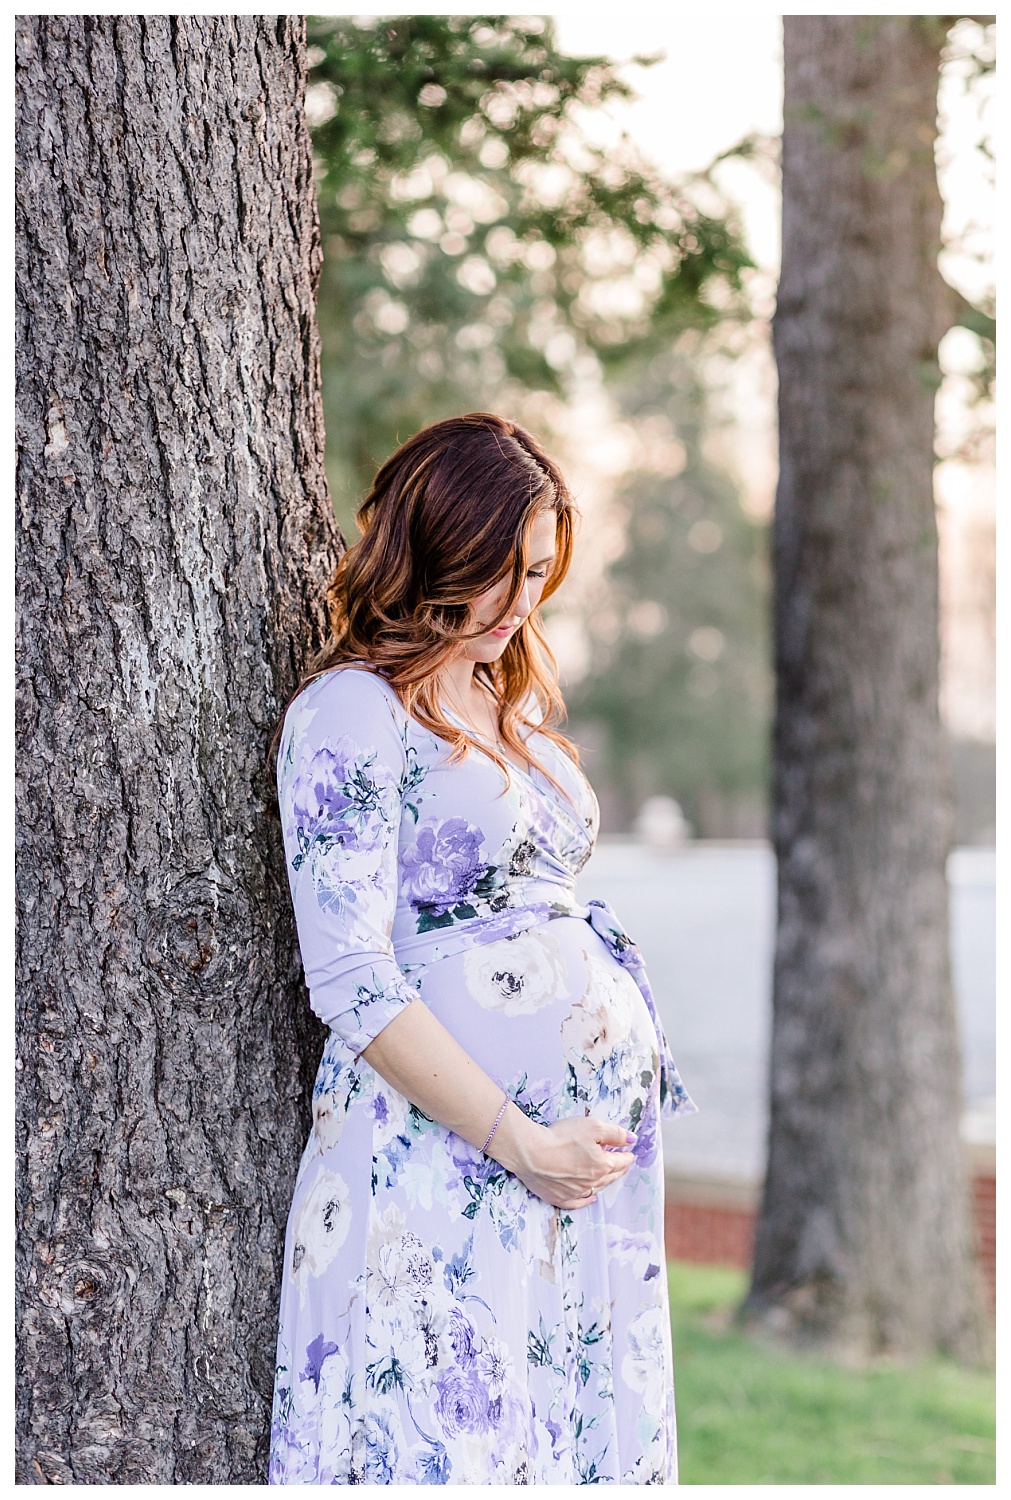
[413,915,661,1133]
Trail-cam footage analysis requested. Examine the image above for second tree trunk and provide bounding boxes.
[748,15,987,1362]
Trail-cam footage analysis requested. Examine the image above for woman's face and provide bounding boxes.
[461,508,558,664]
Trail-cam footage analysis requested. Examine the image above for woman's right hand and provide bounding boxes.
[490,1107,637,1209]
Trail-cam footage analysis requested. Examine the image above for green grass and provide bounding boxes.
[669,1261,996,1485]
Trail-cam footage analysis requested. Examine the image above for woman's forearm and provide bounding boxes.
[360,998,637,1209]
[359,998,536,1172]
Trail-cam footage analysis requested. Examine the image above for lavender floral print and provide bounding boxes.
[401,816,509,928]
[271,667,695,1485]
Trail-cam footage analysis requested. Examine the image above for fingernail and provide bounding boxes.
[625,1131,636,1144]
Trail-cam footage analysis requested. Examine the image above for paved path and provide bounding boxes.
[576,842,995,1183]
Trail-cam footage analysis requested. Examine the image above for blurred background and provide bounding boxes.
[305,12,994,846]
[304,13,995,1480]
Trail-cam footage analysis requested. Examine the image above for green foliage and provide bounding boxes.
[668,1262,996,1484]
[306,14,752,528]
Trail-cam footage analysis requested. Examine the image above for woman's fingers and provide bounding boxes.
[590,1118,637,1149]
[514,1115,640,1208]
[556,1192,597,1209]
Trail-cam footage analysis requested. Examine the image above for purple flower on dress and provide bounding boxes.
[291,743,357,838]
[476,1339,513,1401]
[444,1246,475,1295]
[378,1132,410,1183]
[289,737,391,868]
[448,1307,479,1366]
[434,1366,491,1437]
[461,907,547,949]
[450,1143,495,1179]
[301,1333,340,1392]
[417,1444,451,1484]
[631,1094,659,1168]
[401,818,487,917]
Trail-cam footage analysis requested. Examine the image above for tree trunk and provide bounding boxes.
[16,16,340,1482]
[747,16,988,1361]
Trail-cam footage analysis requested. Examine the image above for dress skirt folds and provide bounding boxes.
[269,667,696,1485]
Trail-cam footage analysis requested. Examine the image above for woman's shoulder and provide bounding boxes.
[283,664,407,753]
[298,663,403,712]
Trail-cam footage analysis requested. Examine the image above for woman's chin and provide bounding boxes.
[466,635,513,662]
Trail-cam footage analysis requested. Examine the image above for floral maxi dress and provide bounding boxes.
[269,666,696,1485]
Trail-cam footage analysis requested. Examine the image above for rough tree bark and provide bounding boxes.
[16,16,340,1481]
[746,16,988,1361]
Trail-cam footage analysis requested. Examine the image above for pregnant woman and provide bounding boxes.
[269,413,695,1485]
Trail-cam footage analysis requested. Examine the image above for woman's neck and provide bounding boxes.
[437,655,483,713]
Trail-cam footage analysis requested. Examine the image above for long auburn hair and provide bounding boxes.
[287,412,582,798]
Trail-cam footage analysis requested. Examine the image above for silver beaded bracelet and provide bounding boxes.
[482,1097,509,1154]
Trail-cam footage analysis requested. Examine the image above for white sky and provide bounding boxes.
[553,11,994,296]
[552,13,784,172]
[550,12,786,531]
[552,12,783,274]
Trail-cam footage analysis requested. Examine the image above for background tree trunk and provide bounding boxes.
[16,16,340,1481]
[746,16,987,1361]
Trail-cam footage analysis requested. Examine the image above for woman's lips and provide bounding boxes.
[488,624,515,637]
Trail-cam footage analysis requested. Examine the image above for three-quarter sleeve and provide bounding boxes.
[277,667,420,1055]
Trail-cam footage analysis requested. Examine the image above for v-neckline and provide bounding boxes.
[356,667,593,850]
[440,700,594,855]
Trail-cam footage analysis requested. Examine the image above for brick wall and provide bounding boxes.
[972,1173,995,1311]
[665,1171,996,1313]
[664,1199,754,1270]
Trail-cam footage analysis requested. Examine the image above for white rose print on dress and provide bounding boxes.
[621,1304,670,1406]
[463,928,566,1015]
[560,953,653,1122]
[290,1167,352,1302]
